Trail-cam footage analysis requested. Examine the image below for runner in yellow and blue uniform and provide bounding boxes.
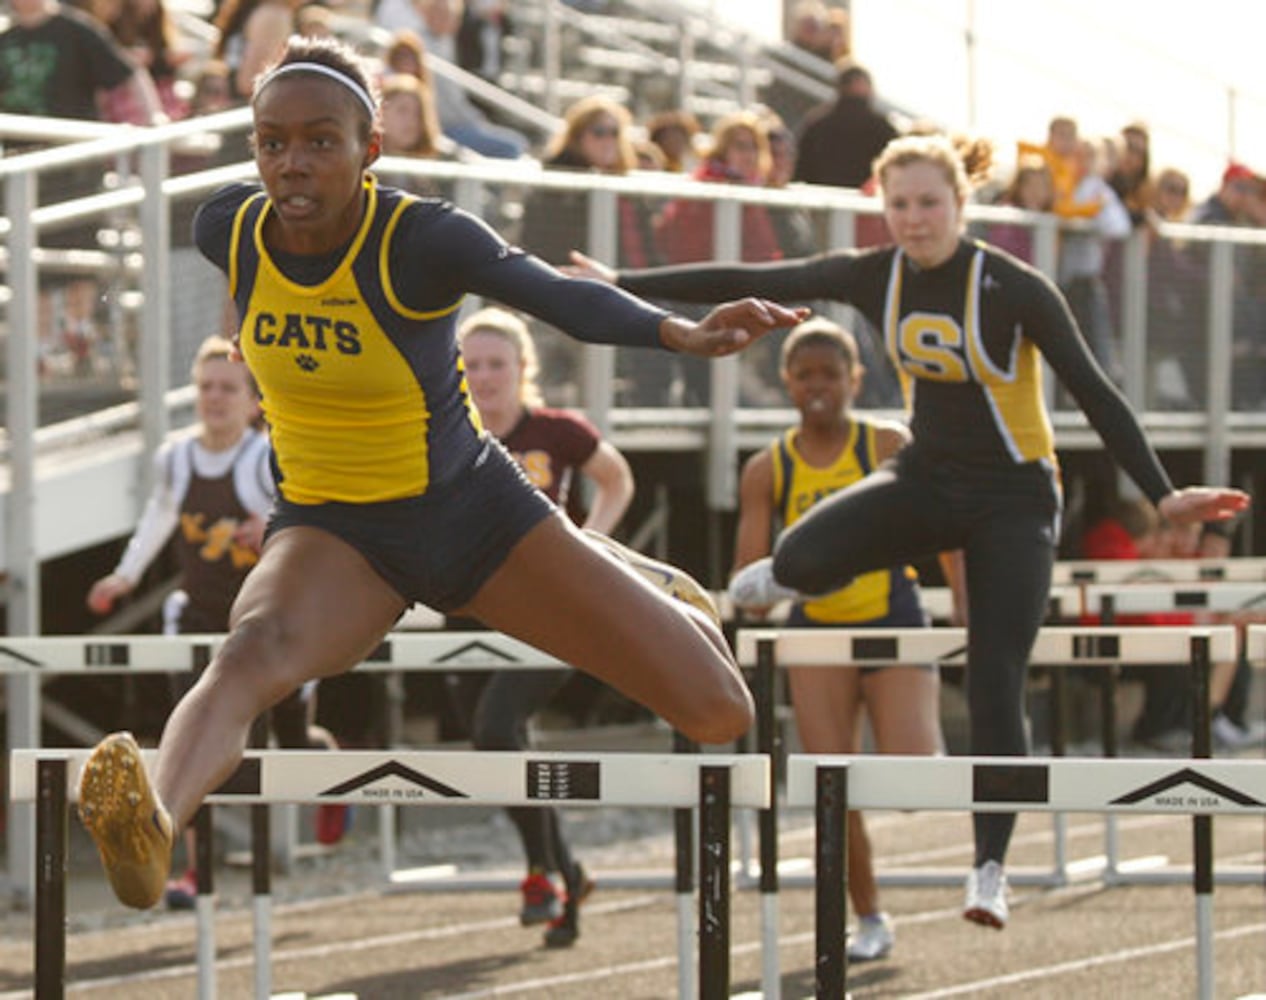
[73,35,808,912]
[733,318,953,961]
[571,132,1249,930]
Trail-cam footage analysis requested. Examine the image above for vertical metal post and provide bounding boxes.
[6,165,42,906]
[815,764,847,1000]
[1100,595,1121,879]
[195,806,216,1000]
[583,187,618,438]
[1190,634,1214,1000]
[35,758,67,1000]
[138,141,171,497]
[252,802,271,1000]
[698,766,730,1000]
[1204,242,1233,486]
[542,0,561,117]
[706,199,742,512]
[756,638,781,998]
[674,731,698,1000]
[1120,228,1148,408]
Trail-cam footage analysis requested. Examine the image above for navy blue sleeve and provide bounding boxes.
[1004,261,1174,503]
[192,183,256,274]
[616,251,864,305]
[390,201,669,349]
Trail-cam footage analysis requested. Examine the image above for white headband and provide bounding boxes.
[260,62,377,119]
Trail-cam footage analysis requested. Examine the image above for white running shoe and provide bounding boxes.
[963,860,1008,929]
[846,912,894,962]
[727,557,803,610]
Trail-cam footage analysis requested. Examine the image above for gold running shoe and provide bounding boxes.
[584,530,721,626]
[77,731,173,910]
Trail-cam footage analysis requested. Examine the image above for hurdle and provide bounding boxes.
[735,624,1235,999]
[1052,556,1266,585]
[11,747,769,1000]
[1076,583,1266,886]
[788,753,1266,1000]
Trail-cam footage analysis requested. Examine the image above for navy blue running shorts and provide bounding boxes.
[266,435,555,612]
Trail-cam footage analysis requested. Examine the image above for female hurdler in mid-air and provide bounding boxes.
[76,36,807,910]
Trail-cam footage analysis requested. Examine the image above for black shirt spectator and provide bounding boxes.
[793,60,897,190]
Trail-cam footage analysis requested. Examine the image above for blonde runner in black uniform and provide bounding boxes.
[74,36,807,911]
[570,133,1249,929]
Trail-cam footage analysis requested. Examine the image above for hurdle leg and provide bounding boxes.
[699,766,731,1000]
[675,731,698,1000]
[191,806,216,1000]
[252,799,272,1000]
[755,638,781,1000]
[1048,669,1069,886]
[35,758,67,1000]
[814,764,847,1000]
[1101,665,1121,881]
[1191,634,1215,1000]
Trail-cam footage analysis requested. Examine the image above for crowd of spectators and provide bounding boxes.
[5,0,1262,407]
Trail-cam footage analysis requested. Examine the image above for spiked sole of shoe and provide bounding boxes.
[77,733,172,909]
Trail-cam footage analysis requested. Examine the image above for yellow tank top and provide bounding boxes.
[770,417,918,622]
[230,178,482,504]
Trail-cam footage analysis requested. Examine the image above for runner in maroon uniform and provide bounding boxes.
[455,307,633,947]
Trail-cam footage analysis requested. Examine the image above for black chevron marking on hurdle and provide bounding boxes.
[319,761,469,798]
[436,639,522,665]
[0,644,43,668]
[1110,768,1265,807]
[934,643,968,663]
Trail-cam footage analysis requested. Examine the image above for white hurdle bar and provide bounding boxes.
[788,754,1266,1000]
[736,625,1235,1000]
[1052,556,1266,586]
[0,631,574,901]
[12,748,768,1000]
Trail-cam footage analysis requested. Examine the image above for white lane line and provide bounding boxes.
[0,897,660,998]
[902,921,1266,999]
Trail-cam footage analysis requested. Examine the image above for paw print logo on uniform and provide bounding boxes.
[295,354,320,372]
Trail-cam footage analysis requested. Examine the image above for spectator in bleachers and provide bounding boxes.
[382,27,431,83]
[293,2,335,38]
[0,0,165,375]
[1108,121,1153,227]
[788,0,830,60]
[644,108,701,174]
[1145,168,1205,408]
[213,0,303,103]
[376,73,455,195]
[380,73,445,160]
[1019,116,1102,224]
[987,152,1054,264]
[653,111,783,265]
[377,0,528,159]
[793,59,897,191]
[455,0,510,81]
[84,0,190,121]
[1057,137,1131,383]
[761,109,817,259]
[519,95,656,269]
[519,95,664,406]
[1191,163,1266,407]
[0,0,163,123]
[1191,161,1259,225]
